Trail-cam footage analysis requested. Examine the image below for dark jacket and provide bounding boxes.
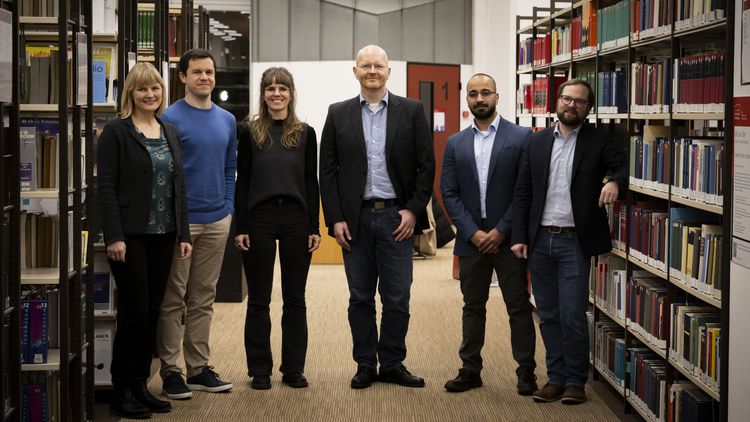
[319,92,435,239]
[441,117,531,257]
[511,123,627,257]
[97,116,191,245]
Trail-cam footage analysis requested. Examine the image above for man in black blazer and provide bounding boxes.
[511,79,627,405]
[440,74,537,394]
[319,45,435,389]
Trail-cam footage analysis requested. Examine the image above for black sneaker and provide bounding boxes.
[186,366,233,393]
[162,372,193,400]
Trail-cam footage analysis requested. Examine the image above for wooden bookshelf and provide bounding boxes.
[514,1,732,419]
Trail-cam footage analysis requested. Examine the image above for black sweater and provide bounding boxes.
[235,120,320,235]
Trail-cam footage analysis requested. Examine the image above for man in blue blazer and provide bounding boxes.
[440,74,537,394]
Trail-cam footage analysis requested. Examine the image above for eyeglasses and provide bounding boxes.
[559,95,588,107]
[467,90,496,99]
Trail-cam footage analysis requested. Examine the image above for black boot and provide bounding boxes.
[131,379,172,413]
[110,384,153,419]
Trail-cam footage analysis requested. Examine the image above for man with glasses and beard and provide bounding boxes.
[440,73,537,394]
[511,79,627,405]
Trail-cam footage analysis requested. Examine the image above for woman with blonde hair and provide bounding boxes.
[98,62,192,418]
[234,67,320,390]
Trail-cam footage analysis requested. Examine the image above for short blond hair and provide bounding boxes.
[120,62,166,118]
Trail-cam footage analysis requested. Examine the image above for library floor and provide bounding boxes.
[95,243,639,421]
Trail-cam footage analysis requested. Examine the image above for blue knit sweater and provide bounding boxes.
[161,99,237,224]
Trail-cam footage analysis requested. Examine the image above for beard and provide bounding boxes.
[556,106,587,127]
[470,103,496,120]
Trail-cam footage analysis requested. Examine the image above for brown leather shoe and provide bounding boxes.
[531,383,565,402]
[561,385,587,405]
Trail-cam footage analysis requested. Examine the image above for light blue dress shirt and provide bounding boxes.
[540,123,580,227]
[360,92,396,200]
[471,114,501,219]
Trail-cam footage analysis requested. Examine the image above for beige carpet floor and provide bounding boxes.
[138,244,622,422]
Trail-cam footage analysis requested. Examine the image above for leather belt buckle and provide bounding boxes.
[373,200,386,210]
[546,226,562,234]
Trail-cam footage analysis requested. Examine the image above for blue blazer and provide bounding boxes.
[440,117,531,257]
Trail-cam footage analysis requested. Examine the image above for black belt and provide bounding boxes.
[362,198,397,209]
[541,226,576,234]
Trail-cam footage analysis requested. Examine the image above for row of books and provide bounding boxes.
[550,24,572,63]
[137,10,156,51]
[673,51,726,113]
[532,34,552,67]
[530,76,567,114]
[92,0,117,35]
[593,319,626,386]
[18,0,55,17]
[591,254,627,322]
[518,38,532,69]
[675,0,727,30]
[20,213,59,269]
[19,118,60,191]
[20,371,60,422]
[20,288,59,365]
[673,137,724,205]
[630,0,672,42]
[631,59,672,113]
[598,0,630,50]
[627,275,669,350]
[670,304,721,393]
[597,70,627,113]
[571,1,597,55]
[588,311,720,421]
[21,45,72,105]
[669,208,722,299]
[628,202,668,271]
[608,200,627,252]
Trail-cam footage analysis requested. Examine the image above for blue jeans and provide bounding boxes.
[528,229,591,387]
[343,205,414,371]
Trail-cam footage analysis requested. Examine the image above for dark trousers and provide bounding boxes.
[528,229,591,387]
[109,232,176,388]
[458,244,536,375]
[343,205,414,371]
[241,197,311,376]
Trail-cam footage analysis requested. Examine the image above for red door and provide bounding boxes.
[406,63,461,222]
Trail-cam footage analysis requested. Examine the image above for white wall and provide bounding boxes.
[248,60,407,133]
[729,2,750,419]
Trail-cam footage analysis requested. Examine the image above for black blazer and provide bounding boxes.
[319,92,435,240]
[97,116,191,245]
[511,123,627,257]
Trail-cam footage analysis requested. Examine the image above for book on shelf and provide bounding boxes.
[20,213,59,269]
[20,371,59,422]
[594,320,626,386]
[668,208,722,296]
[532,76,566,114]
[673,50,725,113]
[551,23,571,62]
[20,296,48,364]
[138,10,155,50]
[627,346,668,421]
[517,83,532,115]
[675,0,726,30]
[630,0,672,41]
[608,200,627,251]
[92,45,119,105]
[598,0,629,50]
[592,254,627,321]
[631,58,672,114]
[572,0,598,55]
[518,37,532,70]
[597,70,627,114]
[629,125,672,191]
[669,304,721,389]
[673,137,724,206]
[19,0,57,17]
[533,33,551,67]
[626,275,669,349]
[92,0,117,35]
[628,202,668,270]
[19,117,60,191]
[22,44,75,106]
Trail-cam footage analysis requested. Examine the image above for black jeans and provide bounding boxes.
[108,232,176,387]
[241,197,311,376]
[457,242,536,375]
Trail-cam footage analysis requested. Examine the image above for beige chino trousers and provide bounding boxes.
[157,213,232,378]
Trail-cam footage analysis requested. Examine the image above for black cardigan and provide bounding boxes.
[97,116,191,245]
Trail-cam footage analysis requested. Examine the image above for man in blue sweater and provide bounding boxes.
[156,49,237,399]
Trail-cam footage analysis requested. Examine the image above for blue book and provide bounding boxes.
[28,300,49,364]
[92,60,106,104]
[20,301,31,364]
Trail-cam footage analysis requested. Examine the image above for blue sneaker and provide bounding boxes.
[186,366,233,392]
[162,372,193,400]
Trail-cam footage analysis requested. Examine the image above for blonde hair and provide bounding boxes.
[120,62,166,118]
[248,67,303,149]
